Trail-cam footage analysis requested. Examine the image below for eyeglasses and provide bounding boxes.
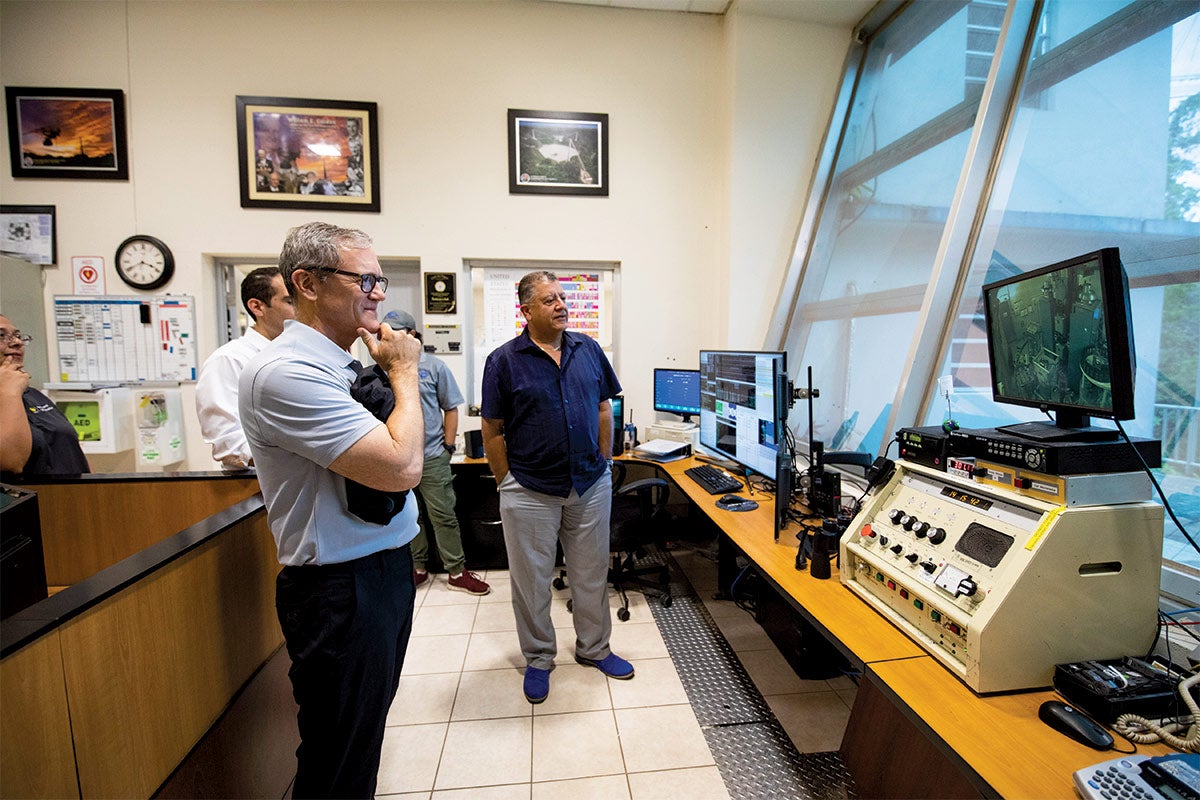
[0,331,32,345]
[304,266,388,294]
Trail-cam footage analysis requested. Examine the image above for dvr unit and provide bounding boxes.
[947,427,1160,475]
[897,426,952,471]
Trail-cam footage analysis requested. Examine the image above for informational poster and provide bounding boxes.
[52,295,197,383]
[472,265,616,407]
[558,273,601,339]
[482,270,603,344]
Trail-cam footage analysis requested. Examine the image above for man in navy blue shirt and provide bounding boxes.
[481,270,633,704]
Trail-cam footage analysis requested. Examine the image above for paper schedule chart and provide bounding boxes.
[53,296,197,383]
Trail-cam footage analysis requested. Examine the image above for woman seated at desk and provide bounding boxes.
[0,313,89,480]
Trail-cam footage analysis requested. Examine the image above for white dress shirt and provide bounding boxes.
[195,327,270,469]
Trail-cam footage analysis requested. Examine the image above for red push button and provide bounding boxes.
[861,524,875,538]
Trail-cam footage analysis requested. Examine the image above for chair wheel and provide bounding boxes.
[566,598,573,613]
[662,595,673,608]
[552,577,566,590]
[617,607,630,621]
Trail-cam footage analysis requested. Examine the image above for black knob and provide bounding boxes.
[878,536,889,547]
[958,578,977,597]
[905,553,919,563]
[900,515,915,530]
[920,561,937,573]
[928,527,947,545]
[890,544,903,555]
[889,509,905,524]
[912,521,929,537]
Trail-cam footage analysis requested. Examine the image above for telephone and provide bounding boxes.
[1073,753,1199,800]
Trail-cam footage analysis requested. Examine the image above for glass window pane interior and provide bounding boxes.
[789,1,1003,455]
[921,0,1200,576]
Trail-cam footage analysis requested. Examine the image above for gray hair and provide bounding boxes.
[517,270,559,305]
[278,222,373,297]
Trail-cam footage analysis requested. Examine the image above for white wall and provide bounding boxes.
[0,0,849,470]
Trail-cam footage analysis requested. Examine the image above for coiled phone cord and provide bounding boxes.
[1113,671,1200,752]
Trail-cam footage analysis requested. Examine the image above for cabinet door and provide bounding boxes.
[452,465,508,570]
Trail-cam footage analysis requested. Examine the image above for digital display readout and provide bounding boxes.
[940,486,994,511]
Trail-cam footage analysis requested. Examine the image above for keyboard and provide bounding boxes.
[684,464,744,495]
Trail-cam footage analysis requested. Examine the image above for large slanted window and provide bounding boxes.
[781,1,1007,455]
[776,0,1200,600]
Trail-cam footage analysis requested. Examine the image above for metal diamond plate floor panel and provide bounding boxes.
[637,548,859,800]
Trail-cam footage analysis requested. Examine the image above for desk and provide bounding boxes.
[656,457,925,666]
[646,455,1177,799]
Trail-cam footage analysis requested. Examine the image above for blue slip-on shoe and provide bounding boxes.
[523,666,550,704]
[574,652,635,680]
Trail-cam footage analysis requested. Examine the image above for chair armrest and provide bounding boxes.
[616,478,669,496]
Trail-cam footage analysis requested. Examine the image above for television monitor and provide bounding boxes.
[981,247,1136,441]
[698,350,787,479]
[653,368,701,423]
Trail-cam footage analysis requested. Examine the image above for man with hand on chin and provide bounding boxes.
[480,270,632,706]
[239,221,423,799]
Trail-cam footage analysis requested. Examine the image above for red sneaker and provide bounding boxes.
[447,571,490,596]
[414,569,429,587]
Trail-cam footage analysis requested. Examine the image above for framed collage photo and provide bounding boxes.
[236,95,380,212]
[5,87,129,180]
[0,204,56,265]
[508,109,608,196]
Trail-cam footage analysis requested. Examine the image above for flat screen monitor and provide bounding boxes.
[981,247,1136,441]
[653,368,701,422]
[610,395,624,457]
[698,350,787,477]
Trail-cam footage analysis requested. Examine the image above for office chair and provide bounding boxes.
[555,462,674,621]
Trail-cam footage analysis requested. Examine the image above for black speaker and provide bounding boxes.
[465,429,484,459]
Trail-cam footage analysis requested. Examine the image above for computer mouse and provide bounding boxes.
[1037,700,1114,750]
[716,495,758,511]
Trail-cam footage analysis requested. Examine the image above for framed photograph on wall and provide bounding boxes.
[507,109,608,196]
[236,95,380,212]
[0,204,56,265]
[5,87,129,180]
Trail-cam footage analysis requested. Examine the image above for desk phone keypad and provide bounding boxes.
[1082,760,1156,800]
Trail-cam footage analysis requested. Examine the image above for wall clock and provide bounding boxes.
[115,234,174,291]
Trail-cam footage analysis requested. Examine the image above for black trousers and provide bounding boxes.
[276,545,415,799]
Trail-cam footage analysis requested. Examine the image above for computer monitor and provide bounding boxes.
[653,368,701,423]
[981,247,1136,441]
[610,395,624,457]
[698,350,787,478]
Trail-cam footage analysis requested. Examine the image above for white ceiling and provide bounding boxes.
[536,0,877,27]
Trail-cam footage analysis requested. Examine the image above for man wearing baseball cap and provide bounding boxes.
[383,309,490,595]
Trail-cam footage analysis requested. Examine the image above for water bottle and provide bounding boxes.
[623,423,636,455]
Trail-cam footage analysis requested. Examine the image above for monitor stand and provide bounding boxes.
[999,421,1119,443]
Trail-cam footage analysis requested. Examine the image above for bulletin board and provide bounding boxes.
[52,295,198,383]
[467,262,619,407]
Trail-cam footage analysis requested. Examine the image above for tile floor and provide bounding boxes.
[376,544,856,799]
